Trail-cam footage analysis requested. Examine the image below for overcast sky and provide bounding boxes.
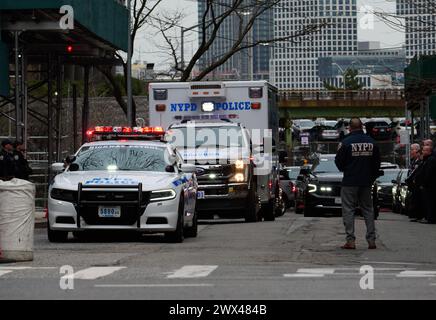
[135,0,404,70]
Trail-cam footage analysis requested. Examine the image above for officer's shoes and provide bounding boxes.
[367,240,377,249]
[341,241,356,250]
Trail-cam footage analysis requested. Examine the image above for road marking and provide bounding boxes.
[167,265,218,279]
[62,267,126,280]
[284,273,325,278]
[297,268,336,274]
[360,261,423,266]
[397,271,436,278]
[0,270,13,277]
[284,268,335,278]
[95,283,215,288]
[0,267,33,270]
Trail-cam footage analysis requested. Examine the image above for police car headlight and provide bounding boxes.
[308,184,317,193]
[150,189,177,202]
[229,173,245,182]
[50,188,76,202]
[320,186,332,192]
[235,160,244,170]
[201,102,215,112]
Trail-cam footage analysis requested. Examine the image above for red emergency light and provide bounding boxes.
[67,45,73,53]
[86,126,165,141]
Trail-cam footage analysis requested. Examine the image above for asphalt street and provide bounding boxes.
[1,210,436,300]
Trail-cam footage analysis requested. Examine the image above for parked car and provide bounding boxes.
[334,119,350,140]
[279,166,301,208]
[365,121,394,140]
[392,169,408,213]
[319,126,340,141]
[307,125,339,141]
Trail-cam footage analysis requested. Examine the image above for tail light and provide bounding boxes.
[44,208,48,219]
[268,180,273,190]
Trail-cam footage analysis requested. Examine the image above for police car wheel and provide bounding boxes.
[262,199,276,221]
[165,196,185,243]
[47,226,68,243]
[185,207,198,238]
[245,183,261,223]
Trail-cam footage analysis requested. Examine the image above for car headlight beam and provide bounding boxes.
[308,184,317,193]
[150,189,177,202]
[235,160,244,169]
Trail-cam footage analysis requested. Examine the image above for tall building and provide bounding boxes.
[197,1,273,80]
[270,0,358,89]
[397,0,436,61]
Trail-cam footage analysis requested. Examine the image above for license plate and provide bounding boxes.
[197,191,205,199]
[380,129,385,132]
[98,206,121,218]
[335,198,342,205]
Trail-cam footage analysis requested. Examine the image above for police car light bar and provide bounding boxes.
[86,126,165,141]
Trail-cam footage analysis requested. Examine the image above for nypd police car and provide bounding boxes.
[47,126,198,243]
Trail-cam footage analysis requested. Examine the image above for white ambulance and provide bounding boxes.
[149,81,284,222]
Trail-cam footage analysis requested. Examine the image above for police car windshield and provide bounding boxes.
[72,145,167,172]
[168,126,246,148]
[313,158,340,174]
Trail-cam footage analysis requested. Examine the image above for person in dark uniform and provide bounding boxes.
[13,140,32,180]
[405,143,423,221]
[0,139,18,181]
[415,145,436,224]
[335,118,381,250]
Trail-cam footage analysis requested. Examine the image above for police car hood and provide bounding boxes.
[313,172,343,182]
[53,171,178,191]
[180,147,249,162]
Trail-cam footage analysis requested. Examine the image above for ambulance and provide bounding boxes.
[149,81,284,222]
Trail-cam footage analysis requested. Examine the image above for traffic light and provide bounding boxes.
[66,45,73,53]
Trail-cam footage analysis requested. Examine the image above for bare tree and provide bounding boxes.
[151,0,329,81]
[97,0,163,124]
[372,0,436,33]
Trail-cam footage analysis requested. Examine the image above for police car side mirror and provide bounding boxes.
[65,155,76,164]
[51,163,65,173]
[180,164,197,173]
[165,165,175,173]
[69,163,80,172]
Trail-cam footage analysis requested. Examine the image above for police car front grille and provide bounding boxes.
[80,191,150,206]
[80,206,147,226]
[196,165,234,184]
[315,183,342,197]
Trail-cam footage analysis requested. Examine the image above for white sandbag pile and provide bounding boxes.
[0,179,35,262]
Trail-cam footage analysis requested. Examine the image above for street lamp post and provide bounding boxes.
[127,0,133,126]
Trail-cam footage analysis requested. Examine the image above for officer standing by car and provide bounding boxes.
[13,141,32,180]
[335,118,381,250]
[405,143,423,221]
[0,139,18,181]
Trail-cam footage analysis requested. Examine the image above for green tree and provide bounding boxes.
[324,68,363,91]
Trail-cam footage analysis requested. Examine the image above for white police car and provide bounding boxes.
[47,126,198,243]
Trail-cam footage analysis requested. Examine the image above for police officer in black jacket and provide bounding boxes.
[13,141,32,180]
[335,118,381,250]
[0,139,18,181]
